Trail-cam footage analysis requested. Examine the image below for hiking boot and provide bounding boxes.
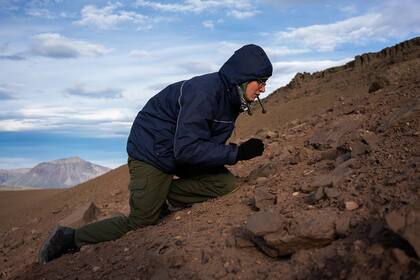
[38,225,78,264]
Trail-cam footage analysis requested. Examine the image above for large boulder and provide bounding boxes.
[244,209,340,257]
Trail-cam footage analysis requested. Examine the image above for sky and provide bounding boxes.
[0,0,419,169]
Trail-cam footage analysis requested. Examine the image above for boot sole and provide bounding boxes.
[38,225,61,264]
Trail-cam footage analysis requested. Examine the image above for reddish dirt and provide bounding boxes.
[1,37,419,280]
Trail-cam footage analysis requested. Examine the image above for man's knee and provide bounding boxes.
[216,172,236,195]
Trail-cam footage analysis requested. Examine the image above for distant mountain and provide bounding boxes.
[0,168,31,185]
[2,157,110,189]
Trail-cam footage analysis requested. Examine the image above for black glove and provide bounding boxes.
[236,138,264,161]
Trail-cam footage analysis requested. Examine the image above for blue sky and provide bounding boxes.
[0,0,419,169]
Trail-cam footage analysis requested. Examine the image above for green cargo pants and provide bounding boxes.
[74,157,236,247]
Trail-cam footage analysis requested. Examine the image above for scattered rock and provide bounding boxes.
[335,216,351,237]
[350,141,371,156]
[324,187,341,198]
[92,266,100,272]
[254,188,276,210]
[244,209,338,257]
[305,187,325,204]
[59,202,98,228]
[345,201,359,211]
[306,115,363,150]
[367,244,385,256]
[246,211,283,236]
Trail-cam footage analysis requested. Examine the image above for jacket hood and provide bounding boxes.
[219,44,273,87]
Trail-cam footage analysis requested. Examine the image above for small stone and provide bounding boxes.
[335,216,350,237]
[353,240,365,251]
[255,187,276,210]
[175,216,181,221]
[324,187,341,198]
[345,201,359,211]
[256,177,269,184]
[367,244,385,256]
[124,247,129,252]
[292,192,300,196]
[92,266,100,272]
[305,187,325,204]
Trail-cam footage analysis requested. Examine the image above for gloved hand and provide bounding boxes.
[236,138,264,161]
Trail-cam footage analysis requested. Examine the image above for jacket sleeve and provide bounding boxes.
[173,81,238,166]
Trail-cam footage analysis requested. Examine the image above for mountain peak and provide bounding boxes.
[50,157,84,164]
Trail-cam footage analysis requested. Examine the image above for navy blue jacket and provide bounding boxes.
[127,44,273,174]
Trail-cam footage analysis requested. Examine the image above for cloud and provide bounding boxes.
[0,119,40,132]
[135,0,253,13]
[31,33,112,58]
[202,20,214,29]
[0,54,25,60]
[276,0,420,52]
[129,49,151,58]
[340,4,357,15]
[0,105,133,135]
[0,85,17,100]
[265,46,310,58]
[272,58,352,75]
[26,7,56,19]
[0,92,14,100]
[178,61,218,74]
[74,3,149,30]
[228,10,258,19]
[66,84,123,99]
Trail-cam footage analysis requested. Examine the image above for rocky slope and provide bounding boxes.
[1,37,419,280]
[2,157,110,189]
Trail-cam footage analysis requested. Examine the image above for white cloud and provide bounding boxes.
[31,33,112,58]
[178,61,218,74]
[340,4,357,15]
[265,46,310,58]
[135,0,253,13]
[0,84,18,100]
[0,119,42,131]
[75,3,149,30]
[129,49,151,58]
[228,10,257,19]
[276,0,420,52]
[202,20,214,29]
[0,105,133,135]
[66,84,123,99]
[272,58,351,74]
[26,8,56,19]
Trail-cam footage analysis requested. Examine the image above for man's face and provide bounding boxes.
[244,80,266,102]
